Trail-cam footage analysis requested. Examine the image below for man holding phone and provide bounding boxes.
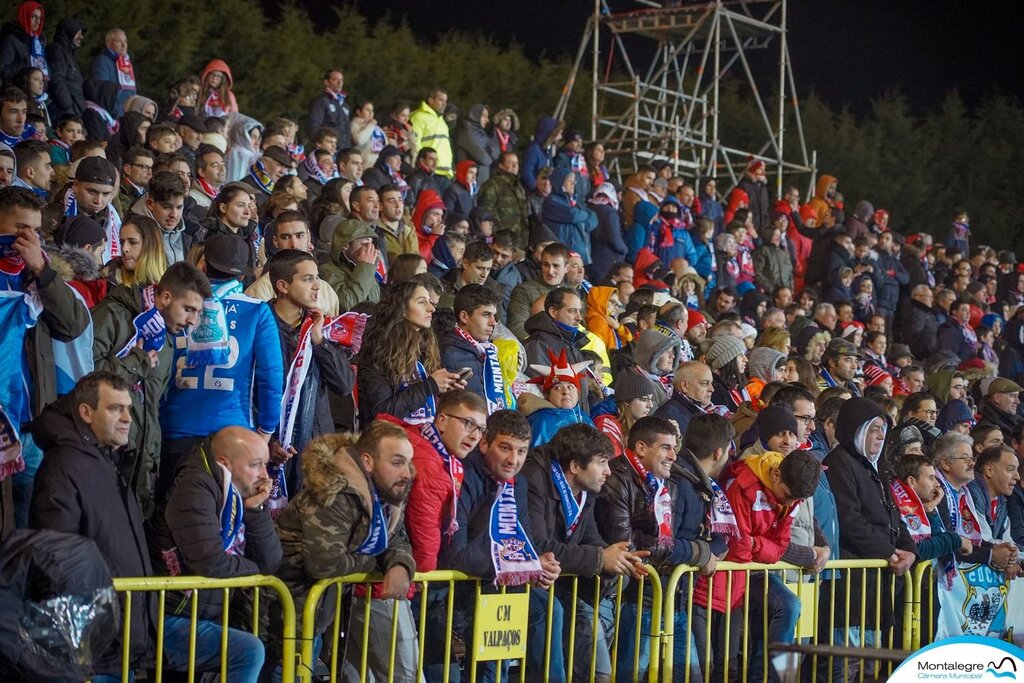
[440,284,508,414]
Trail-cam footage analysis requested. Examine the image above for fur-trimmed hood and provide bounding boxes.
[46,244,102,282]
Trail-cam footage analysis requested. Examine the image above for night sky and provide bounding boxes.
[289,0,1024,116]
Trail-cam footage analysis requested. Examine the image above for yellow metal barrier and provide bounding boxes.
[909,562,936,651]
[110,574,297,683]
[298,566,663,683]
[661,559,913,683]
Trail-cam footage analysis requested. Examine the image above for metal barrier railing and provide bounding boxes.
[298,566,663,683]
[110,574,297,683]
[908,562,935,651]
[660,559,914,683]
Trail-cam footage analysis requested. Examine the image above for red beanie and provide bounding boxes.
[686,310,707,331]
[747,156,765,175]
[863,364,892,388]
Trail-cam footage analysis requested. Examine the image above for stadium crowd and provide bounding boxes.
[1,3,1024,681]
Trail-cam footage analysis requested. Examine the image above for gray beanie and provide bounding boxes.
[613,369,660,403]
[747,347,787,382]
[705,335,747,371]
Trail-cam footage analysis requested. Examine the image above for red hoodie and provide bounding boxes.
[724,188,749,225]
[412,189,446,261]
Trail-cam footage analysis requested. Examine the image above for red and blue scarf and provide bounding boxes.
[624,448,674,547]
[422,421,463,537]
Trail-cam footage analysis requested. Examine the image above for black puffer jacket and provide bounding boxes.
[896,298,938,361]
[46,17,86,118]
[147,440,282,622]
[822,398,916,629]
[29,394,156,668]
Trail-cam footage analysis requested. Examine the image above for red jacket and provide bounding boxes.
[380,414,454,573]
[692,452,800,612]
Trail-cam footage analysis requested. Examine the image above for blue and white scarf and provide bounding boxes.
[489,480,543,586]
[0,125,35,148]
[550,460,585,538]
[453,325,506,414]
[186,279,242,367]
[116,285,165,358]
[399,361,437,425]
[249,159,274,194]
[423,421,463,536]
[302,153,333,186]
[29,36,48,78]
[356,486,390,556]
[84,101,118,135]
[217,461,246,555]
[0,253,42,427]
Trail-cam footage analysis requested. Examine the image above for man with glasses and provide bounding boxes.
[118,147,154,213]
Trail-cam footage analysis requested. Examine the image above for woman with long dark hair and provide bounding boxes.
[356,281,466,426]
[705,335,750,413]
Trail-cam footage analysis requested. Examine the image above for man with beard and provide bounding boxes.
[146,426,280,682]
[818,337,863,396]
[274,421,418,681]
[524,424,647,682]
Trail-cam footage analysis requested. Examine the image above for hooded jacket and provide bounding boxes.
[521,116,562,191]
[147,440,282,621]
[199,59,239,116]
[693,451,797,612]
[587,187,628,280]
[518,391,594,447]
[319,218,381,311]
[443,159,477,217]
[896,296,938,361]
[276,433,415,626]
[129,192,193,266]
[808,174,837,226]
[541,166,598,263]
[0,2,45,84]
[90,284,171,516]
[585,285,631,351]
[45,17,86,118]
[624,200,659,262]
[633,329,680,406]
[843,200,873,239]
[30,394,155,666]
[455,104,500,184]
[225,113,263,182]
[823,397,915,628]
[478,167,529,243]
[411,189,446,261]
[47,242,108,308]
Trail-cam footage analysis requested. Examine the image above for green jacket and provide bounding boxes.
[275,433,415,631]
[91,284,173,517]
[478,169,528,244]
[318,218,381,311]
[507,277,555,341]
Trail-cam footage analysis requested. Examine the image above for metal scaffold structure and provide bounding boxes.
[554,0,815,196]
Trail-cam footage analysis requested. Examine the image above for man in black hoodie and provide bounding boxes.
[46,17,87,119]
[821,398,916,672]
[30,371,156,677]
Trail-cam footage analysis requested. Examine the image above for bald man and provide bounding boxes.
[654,361,716,436]
[148,426,281,681]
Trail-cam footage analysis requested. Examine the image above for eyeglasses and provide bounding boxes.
[950,455,976,463]
[129,163,153,172]
[443,413,485,437]
[793,414,816,426]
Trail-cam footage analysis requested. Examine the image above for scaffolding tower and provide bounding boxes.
[554,0,815,196]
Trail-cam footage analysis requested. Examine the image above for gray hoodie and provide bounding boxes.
[130,193,188,265]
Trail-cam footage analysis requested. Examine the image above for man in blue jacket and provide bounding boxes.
[542,167,598,266]
[159,233,284,501]
[89,28,136,117]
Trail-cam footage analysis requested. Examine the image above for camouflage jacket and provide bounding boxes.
[478,169,529,240]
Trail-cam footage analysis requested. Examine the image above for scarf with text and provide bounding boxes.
[30,37,48,78]
[937,472,983,589]
[422,421,463,536]
[248,159,274,194]
[64,191,121,261]
[216,460,246,555]
[490,479,543,586]
[550,460,586,538]
[890,478,932,543]
[355,485,390,555]
[186,279,242,367]
[452,325,506,414]
[624,447,674,547]
[399,361,437,425]
[708,476,741,539]
[204,89,227,118]
[116,285,165,358]
[115,52,136,90]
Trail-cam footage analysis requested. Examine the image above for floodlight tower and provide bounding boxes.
[555,0,815,196]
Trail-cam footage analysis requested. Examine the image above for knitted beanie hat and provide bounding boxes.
[613,369,660,403]
[756,405,799,439]
[705,335,746,371]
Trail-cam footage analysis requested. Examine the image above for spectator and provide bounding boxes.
[131,170,191,266]
[477,151,528,248]
[654,360,716,436]
[350,100,386,167]
[45,18,87,121]
[189,144,226,213]
[818,337,863,397]
[523,423,645,682]
[240,145,294,211]
[455,103,500,184]
[524,287,591,412]
[307,68,351,149]
[224,113,263,182]
[159,233,284,497]
[0,85,35,147]
[936,299,978,363]
[410,87,453,179]
[752,223,794,293]
[521,115,563,192]
[441,283,507,410]
[89,28,136,117]
[12,138,51,198]
[443,159,477,216]
[274,422,419,681]
[508,241,568,340]
[823,398,916,658]
[897,284,939,360]
[199,59,238,117]
[890,453,968,562]
[542,167,597,265]
[593,368,658,457]
[519,347,595,446]
[356,280,465,426]
[0,2,47,85]
[318,217,383,311]
[147,427,280,682]
[980,378,1023,442]
[102,214,167,287]
[737,157,769,230]
[117,146,153,208]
